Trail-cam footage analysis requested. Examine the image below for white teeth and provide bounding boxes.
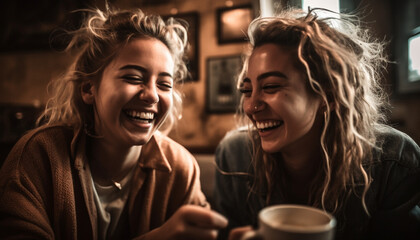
[126,110,154,120]
[140,112,153,119]
[256,121,282,130]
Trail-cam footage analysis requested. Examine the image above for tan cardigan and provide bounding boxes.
[0,125,207,239]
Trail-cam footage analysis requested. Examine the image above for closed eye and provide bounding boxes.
[158,81,173,90]
[239,88,252,97]
[122,75,144,84]
[239,88,252,93]
[263,84,283,93]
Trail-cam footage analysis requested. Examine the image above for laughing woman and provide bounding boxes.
[214,8,420,240]
[0,7,226,240]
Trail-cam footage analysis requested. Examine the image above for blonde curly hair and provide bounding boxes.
[38,7,188,135]
[238,8,389,215]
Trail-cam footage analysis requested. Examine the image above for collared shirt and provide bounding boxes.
[0,125,207,239]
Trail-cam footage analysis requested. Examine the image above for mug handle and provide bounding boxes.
[241,230,263,240]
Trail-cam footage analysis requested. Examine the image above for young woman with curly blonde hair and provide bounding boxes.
[0,7,227,239]
[214,8,420,240]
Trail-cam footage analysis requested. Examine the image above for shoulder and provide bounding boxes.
[375,125,420,168]
[216,127,253,172]
[367,126,420,218]
[153,132,196,169]
[8,125,74,158]
[0,125,75,186]
[217,127,251,153]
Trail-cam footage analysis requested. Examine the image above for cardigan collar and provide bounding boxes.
[137,132,172,173]
[73,129,172,173]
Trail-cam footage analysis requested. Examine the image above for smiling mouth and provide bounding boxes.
[256,120,283,132]
[124,110,155,123]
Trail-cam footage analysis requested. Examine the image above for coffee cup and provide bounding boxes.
[241,204,336,240]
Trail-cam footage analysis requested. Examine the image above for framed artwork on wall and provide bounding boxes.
[164,12,200,81]
[216,4,253,44]
[206,55,242,113]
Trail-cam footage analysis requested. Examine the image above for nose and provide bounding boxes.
[243,92,264,114]
[139,82,159,104]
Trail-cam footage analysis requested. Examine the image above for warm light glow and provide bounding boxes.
[222,8,252,36]
[170,7,178,15]
[15,112,23,120]
[225,1,234,7]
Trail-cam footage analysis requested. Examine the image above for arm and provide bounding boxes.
[133,138,227,240]
[183,152,210,208]
[368,167,420,239]
[0,137,55,239]
[367,130,420,239]
[213,129,256,240]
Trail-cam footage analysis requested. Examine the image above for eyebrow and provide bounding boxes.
[242,71,288,84]
[119,65,173,78]
[257,71,288,81]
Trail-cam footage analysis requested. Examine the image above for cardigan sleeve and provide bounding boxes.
[168,144,209,210]
[0,133,55,239]
[127,133,209,237]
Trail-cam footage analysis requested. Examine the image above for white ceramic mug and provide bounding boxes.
[241,204,336,240]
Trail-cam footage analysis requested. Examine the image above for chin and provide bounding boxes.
[261,142,282,154]
[125,134,151,146]
[133,135,154,145]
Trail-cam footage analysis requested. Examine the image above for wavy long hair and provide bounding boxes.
[37,7,188,136]
[237,8,389,214]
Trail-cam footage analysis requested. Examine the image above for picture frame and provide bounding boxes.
[216,4,253,44]
[164,12,200,81]
[206,55,242,113]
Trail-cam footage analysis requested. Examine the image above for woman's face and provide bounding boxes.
[87,38,174,147]
[241,43,323,154]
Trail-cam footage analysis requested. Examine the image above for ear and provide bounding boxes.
[81,81,95,104]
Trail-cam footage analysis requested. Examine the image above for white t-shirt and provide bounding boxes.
[91,167,135,240]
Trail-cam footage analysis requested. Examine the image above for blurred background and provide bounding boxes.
[1,0,419,203]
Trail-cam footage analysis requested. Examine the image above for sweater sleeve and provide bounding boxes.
[0,133,55,239]
[181,151,209,208]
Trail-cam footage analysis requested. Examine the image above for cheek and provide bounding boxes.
[159,92,173,113]
[290,98,321,127]
[96,90,122,110]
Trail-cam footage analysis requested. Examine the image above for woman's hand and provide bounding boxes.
[141,205,228,240]
[228,226,253,240]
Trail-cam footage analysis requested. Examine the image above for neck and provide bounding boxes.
[88,138,142,185]
[279,138,322,203]
[282,150,320,181]
[280,111,324,183]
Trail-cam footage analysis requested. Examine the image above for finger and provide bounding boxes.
[228,226,253,240]
[181,224,219,240]
[181,205,228,229]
